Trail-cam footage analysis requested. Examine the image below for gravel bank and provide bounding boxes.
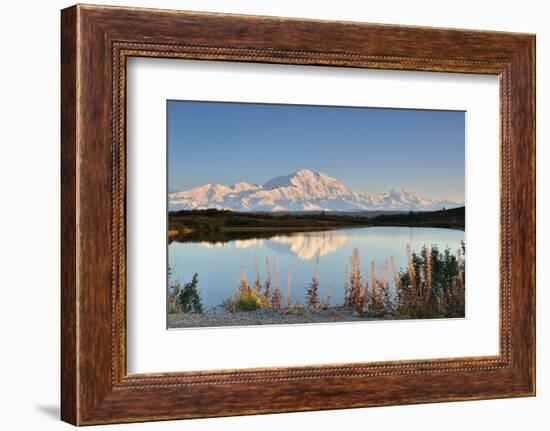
[167,307,393,328]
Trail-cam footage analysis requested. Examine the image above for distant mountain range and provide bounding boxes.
[169,169,462,212]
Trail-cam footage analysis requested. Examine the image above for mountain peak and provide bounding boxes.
[263,169,323,190]
[294,168,317,177]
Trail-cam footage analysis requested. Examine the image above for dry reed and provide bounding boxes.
[271,259,282,308]
[263,256,271,301]
[253,255,262,294]
[306,256,321,309]
[286,266,292,309]
[239,265,250,295]
[350,248,363,312]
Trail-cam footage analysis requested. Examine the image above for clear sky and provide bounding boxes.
[168,100,465,202]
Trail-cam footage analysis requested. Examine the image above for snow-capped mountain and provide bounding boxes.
[169,169,462,212]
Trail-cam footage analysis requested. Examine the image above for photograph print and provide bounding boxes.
[167,101,465,329]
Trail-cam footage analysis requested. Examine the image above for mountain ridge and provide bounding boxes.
[169,169,462,212]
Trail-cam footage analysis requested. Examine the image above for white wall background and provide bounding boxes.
[0,0,546,429]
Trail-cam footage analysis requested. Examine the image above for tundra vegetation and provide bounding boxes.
[167,207,465,243]
[167,242,465,321]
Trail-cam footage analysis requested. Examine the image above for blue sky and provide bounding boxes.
[168,100,465,202]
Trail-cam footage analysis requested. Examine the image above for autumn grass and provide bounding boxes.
[218,243,465,320]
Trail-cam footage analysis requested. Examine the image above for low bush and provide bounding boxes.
[236,292,263,311]
[224,291,268,312]
[176,273,203,314]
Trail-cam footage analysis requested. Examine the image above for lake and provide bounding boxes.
[168,226,465,311]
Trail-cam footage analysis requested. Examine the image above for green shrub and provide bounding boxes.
[176,273,203,314]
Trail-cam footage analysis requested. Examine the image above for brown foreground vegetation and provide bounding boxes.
[168,242,465,326]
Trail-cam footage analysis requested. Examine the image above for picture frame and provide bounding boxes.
[61,4,535,425]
